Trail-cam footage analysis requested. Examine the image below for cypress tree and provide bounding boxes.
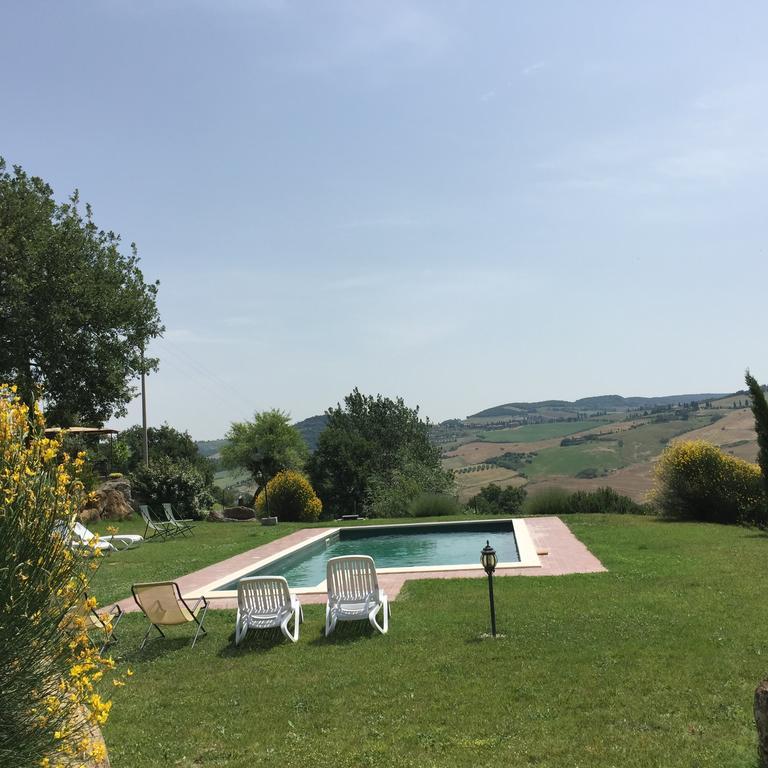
[745,369,768,498]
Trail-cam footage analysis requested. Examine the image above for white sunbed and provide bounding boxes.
[55,520,143,554]
[72,521,143,551]
[235,576,303,645]
[325,555,390,636]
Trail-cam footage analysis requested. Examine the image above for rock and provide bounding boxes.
[79,507,101,523]
[207,507,256,522]
[222,506,257,521]
[78,489,133,523]
[756,679,768,767]
[99,478,132,504]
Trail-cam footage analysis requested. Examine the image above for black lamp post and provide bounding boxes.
[480,540,498,637]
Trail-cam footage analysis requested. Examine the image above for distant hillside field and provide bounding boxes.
[476,420,606,443]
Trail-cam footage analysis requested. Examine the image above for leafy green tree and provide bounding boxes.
[746,370,768,499]
[131,457,214,520]
[221,410,308,485]
[0,158,163,425]
[366,459,455,518]
[115,423,212,481]
[469,483,527,516]
[308,388,451,517]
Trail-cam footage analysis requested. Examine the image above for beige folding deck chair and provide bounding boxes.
[235,576,303,645]
[132,581,209,648]
[325,555,390,636]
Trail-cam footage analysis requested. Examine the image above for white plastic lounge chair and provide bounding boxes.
[325,555,390,636]
[139,505,182,541]
[53,520,141,555]
[132,581,209,648]
[72,522,143,551]
[162,503,195,536]
[235,576,303,645]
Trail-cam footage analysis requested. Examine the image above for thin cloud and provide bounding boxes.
[521,61,546,76]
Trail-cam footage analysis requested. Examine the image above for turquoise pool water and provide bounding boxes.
[215,520,519,590]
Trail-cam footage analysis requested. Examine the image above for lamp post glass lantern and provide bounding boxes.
[481,540,498,637]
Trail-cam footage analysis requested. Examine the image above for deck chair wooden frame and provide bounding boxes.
[132,581,209,648]
[325,555,390,636]
[235,576,303,645]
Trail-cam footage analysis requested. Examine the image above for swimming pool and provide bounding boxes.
[196,518,540,596]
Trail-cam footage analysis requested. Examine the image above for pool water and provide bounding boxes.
[215,520,519,589]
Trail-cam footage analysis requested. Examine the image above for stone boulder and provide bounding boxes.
[99,477,132,504]
[208,506,256,522]
[78,489,133,523]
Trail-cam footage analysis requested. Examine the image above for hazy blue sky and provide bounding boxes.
[3,1,767,437]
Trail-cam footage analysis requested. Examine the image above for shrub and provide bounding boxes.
[255,470,322,522]
[523,486,647,516]
[408,493,462,517]
[653,440,764,525]
[366,459,455,519]
[131,457,214,520]
[469,483,527,515]
[567,487,648,515]
[522,487,571,516]
[0,385,119,766]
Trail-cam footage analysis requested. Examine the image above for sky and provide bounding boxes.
[2,1,768,438]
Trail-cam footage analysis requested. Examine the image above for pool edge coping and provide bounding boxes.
[187,518,540,600]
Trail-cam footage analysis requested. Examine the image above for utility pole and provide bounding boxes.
[140,346,149,468]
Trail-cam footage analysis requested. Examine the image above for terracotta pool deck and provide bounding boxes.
[114,516,605,613]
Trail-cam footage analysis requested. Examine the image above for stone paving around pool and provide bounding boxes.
[113,516,605,614]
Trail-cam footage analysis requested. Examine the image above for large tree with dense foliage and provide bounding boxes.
[115,423,213,481]
[0,158,163,425]
[746,369,768,499]
[221,410,308,485]
[307,388,452,517]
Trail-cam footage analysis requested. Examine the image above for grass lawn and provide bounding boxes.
[97,515,767,767]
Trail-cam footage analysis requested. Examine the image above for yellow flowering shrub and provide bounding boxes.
[0,384,124,767]
[255,470,322,522]
[653,439,765,525]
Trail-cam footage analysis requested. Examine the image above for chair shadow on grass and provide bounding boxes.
[218,627,290,657]
[309,619,378,646]
[116,635,197,664]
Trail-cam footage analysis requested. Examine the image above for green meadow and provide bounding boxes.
[93,515,767,767]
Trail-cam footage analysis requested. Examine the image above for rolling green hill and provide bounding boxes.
[470,393,729,419]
